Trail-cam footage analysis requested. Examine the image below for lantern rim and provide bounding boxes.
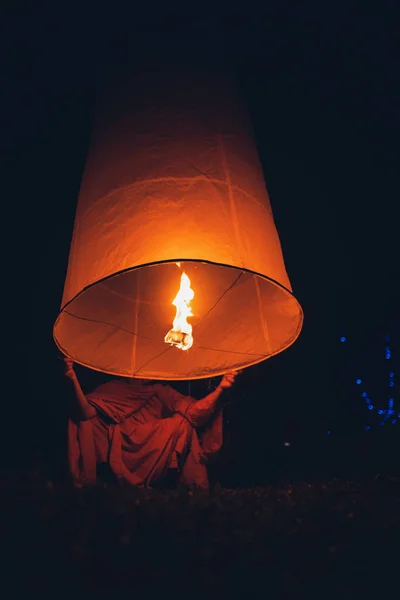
[53,258,304,380]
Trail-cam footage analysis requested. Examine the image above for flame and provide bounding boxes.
[164,269,194,351]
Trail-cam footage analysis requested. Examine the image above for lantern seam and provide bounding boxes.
[77,176,272,222]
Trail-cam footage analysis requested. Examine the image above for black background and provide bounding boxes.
[2,3,398,480]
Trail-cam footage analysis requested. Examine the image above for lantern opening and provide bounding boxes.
[54,259,303,380]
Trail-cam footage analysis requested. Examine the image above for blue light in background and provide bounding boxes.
[340,330,397,431]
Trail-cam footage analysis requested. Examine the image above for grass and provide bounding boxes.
[2,474,399,596]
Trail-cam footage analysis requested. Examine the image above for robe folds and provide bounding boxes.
[68,380,223,490]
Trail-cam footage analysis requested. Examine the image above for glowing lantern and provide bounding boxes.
[53,71,303,380]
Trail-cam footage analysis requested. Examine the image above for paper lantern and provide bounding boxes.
[53,71,303,380]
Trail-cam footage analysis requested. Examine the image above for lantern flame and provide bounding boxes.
[164,269,194,351]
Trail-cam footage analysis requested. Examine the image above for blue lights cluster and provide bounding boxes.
[339,333,398,432]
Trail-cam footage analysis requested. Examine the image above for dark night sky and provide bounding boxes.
[2,4,399,473]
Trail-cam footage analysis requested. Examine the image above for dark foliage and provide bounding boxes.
[2,475,399,596]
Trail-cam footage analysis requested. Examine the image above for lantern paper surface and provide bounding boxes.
[54,72,303,379]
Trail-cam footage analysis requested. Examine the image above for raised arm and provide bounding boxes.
[184,371,238,427]
[64,358,97,421]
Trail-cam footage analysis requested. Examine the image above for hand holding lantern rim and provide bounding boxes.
[62,356,239,390]
[63,356,76,380]
[218,371,240,390]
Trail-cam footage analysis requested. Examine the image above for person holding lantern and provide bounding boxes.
[64,357,237,491]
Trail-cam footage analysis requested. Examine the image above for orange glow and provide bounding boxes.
[164,269,194,351]
[53,72,303,379]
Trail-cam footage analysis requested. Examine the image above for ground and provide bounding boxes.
[2,475,399,597]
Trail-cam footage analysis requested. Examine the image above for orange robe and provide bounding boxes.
[68,380,222,490]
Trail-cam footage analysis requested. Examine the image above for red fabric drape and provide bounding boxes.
[68,380,222,490]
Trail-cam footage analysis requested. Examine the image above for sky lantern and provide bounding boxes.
[53,70,303,380]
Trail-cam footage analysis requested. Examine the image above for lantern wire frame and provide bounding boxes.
[54,257,303,380]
